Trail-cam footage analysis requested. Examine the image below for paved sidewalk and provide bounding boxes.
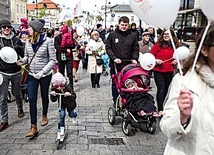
[0,67,167,155]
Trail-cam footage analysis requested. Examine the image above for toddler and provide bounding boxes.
[50,72,78,136]
[124,78,158,117]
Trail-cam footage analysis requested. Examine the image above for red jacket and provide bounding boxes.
[151,43,174,73]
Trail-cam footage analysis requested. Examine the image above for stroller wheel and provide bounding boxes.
[122,119,132,136]
[146,122,156,134]
[108,107,116,125]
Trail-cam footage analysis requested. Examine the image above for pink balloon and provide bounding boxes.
[129,0,180,28]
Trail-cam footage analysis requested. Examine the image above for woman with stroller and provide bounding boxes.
[50,72,77,136]
[150,29,179,116]
[85,31,105,88]
[160,24,214,154]
[17,19,56,137]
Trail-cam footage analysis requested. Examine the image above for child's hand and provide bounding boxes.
[64,92,71,97]
[50,91,56,96]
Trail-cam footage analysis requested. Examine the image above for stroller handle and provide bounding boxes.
[114,59,132,74]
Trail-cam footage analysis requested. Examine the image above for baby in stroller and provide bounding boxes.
[124,78,158,117]
[108,64,158,135]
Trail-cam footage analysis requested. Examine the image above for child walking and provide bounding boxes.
[50,72,78,136]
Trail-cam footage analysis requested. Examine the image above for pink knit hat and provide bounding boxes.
[51,72,66,86]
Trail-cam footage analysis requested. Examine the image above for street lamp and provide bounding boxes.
[32,0,38,18]
[104,1,111,29]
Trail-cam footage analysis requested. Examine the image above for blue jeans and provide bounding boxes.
[60,109,77,127]
[27,74,52,125]
[0,72,23,122]
[110,69,118,103]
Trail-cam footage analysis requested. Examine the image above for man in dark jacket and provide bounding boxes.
[106,16,139,105]
[54,25,75,89]
[0,19,25,132]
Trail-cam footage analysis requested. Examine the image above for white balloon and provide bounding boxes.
[87,40,98,51]
[173,46,190,60]
[129,0,180,28]
[199,0,214,21]
[139,53,156,71]
[0,47,18,63]
[76,25,84,36]
[0,74,3,85]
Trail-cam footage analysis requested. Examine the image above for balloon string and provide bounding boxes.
[163,57,173,63]
[168,28,184,87]
[188,21,211,88]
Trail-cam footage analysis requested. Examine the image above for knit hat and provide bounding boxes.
[142,31,150,36]
[29,19,45,33]
[20,31,29,36]
[0,19,12,27]
[97,23,102,29]
[51,72,66,86]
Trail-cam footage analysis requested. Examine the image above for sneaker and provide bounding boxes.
[60,127,65,136]
[72,117,78,125]
[18,109,24,118]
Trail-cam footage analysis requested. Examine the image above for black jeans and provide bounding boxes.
[153,71,173,112]
[58,60,73,89]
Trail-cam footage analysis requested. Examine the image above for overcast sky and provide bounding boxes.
[30,0,129,12]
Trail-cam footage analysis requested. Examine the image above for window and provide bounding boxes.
[23,6,25,14]
[131,16,134,22]
[20,5,22,13]
[17,4,19,13]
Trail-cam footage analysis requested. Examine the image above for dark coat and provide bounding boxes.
[54,34,75,61]
[0,32,24,73]
[50,83,76,111]
[106,28,139,71]
[122,92,156,113]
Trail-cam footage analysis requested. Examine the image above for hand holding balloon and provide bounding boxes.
[139,53,156,70]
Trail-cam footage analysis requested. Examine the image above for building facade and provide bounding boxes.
[27,0,60,28]
[175,0,207,28]
[11,0,28,24]
[0,0,10,20]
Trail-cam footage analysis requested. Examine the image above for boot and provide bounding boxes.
[26,125,38,137]
[96,73,101,88]
[91,74,96,88]
[41,115,48,126]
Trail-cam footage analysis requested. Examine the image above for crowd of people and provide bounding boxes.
[0,15,213,154]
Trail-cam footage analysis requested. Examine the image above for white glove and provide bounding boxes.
[64,92,71,97]
[50,91,56,96]
[34,70,44,79]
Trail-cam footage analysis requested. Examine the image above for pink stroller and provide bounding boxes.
[108,64,157,136]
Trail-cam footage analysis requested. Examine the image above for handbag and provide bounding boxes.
[96,58,104,66]
[21,45,41,85]
[21,65,29,85]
